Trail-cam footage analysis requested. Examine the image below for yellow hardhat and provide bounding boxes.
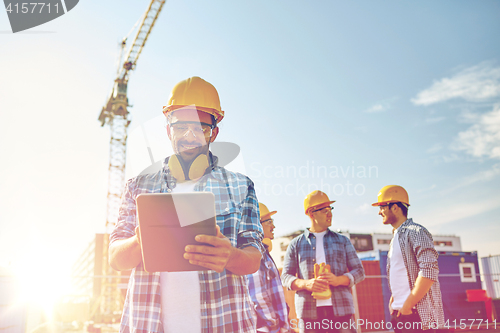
[304,190,335,215]
[162,76,225,124]
[372,185,410,207]
[259,202,277,221]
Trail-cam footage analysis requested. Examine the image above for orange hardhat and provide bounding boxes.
[259,202,277,221]
[372,185,410,207]
[162,76,225,124]
[304,190,335,215]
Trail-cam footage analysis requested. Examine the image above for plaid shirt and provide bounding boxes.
[281,229,365,319]
[388,218,445,330]
[110,154,265,333]
[247,248,290,333]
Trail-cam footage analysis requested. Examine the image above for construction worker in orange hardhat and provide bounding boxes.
[247,203,290,332]
[281,190,365,331]
[162,76,225,181]
[109,76,265,332]
[372,185,444,331]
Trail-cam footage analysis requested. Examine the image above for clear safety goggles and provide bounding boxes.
[169,121,213,138]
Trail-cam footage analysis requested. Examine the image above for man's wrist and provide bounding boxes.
[225,245,260,275]
[330,274,349,287]
[334,275,342,286]
[225,245,236,266]
[291,278,305,291]
[402,296,415,311]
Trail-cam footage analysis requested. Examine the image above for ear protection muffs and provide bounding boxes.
[168,154,210,181]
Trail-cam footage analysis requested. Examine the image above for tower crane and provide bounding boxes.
[99,0,165,231]
[95,0,165,322]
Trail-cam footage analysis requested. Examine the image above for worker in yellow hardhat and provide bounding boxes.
[247,203,290,332]
[109,76,264,332]
[372,185,444,332]
[258,202,277,248]
[162,76,224,180]
[371,185,410,226]
[281,190,365,333]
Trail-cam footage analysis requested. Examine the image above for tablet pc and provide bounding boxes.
[136,192,217,272]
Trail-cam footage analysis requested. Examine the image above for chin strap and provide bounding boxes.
[168,154,210,181]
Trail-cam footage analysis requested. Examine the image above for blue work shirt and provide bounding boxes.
[281,228,365,319]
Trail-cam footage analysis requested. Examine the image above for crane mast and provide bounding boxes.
[98,0,165,231]
[95,0,165,322]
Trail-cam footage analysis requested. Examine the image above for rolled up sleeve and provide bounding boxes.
[413,229,440,281]
[236,180,265,256]
[109,178,137,245]
[345,238,365,287]
[281,239,298,290]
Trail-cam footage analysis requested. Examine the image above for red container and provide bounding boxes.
[466,289,488,302]
[357,261,386,332]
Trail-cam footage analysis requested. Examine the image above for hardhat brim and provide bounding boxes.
[163,105,224,123]
[372,200,410,207]
[260,211,277,221]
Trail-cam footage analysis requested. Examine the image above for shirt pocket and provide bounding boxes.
[327,245,347,275]
[214,200,240,247]
[297,253,313,279]
[215,200,240,217]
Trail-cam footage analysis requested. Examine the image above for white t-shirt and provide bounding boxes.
[160,180,201,333]
[388,228,411,310]
[312,230,333,307]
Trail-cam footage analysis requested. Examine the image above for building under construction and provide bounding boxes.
[71,234,130,324]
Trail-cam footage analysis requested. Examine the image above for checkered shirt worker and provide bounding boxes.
[281,190,365,333]
[247,203,290,333]
[109,77,264,333]
[372,185,445,333]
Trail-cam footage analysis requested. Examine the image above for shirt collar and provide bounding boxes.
[396,218,413,231]
[304,228,334,238]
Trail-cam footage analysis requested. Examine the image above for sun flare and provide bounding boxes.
[12,249,73,320]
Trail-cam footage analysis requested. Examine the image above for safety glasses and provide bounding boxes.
[311,206,334,214]
[169,121,213,138]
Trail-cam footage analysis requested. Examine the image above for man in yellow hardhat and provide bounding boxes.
[248,203,290,333]
[109,77,264,332]
[372,185,444,332]
[282,190,365,333]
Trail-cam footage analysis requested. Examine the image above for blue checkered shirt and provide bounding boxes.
[281,228,365,319]
[110,155,265,333]
[247,248,290,333]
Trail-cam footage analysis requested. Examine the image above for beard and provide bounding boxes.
[176,141,210,164]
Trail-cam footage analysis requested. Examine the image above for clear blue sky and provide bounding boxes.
[1,0,499,286]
